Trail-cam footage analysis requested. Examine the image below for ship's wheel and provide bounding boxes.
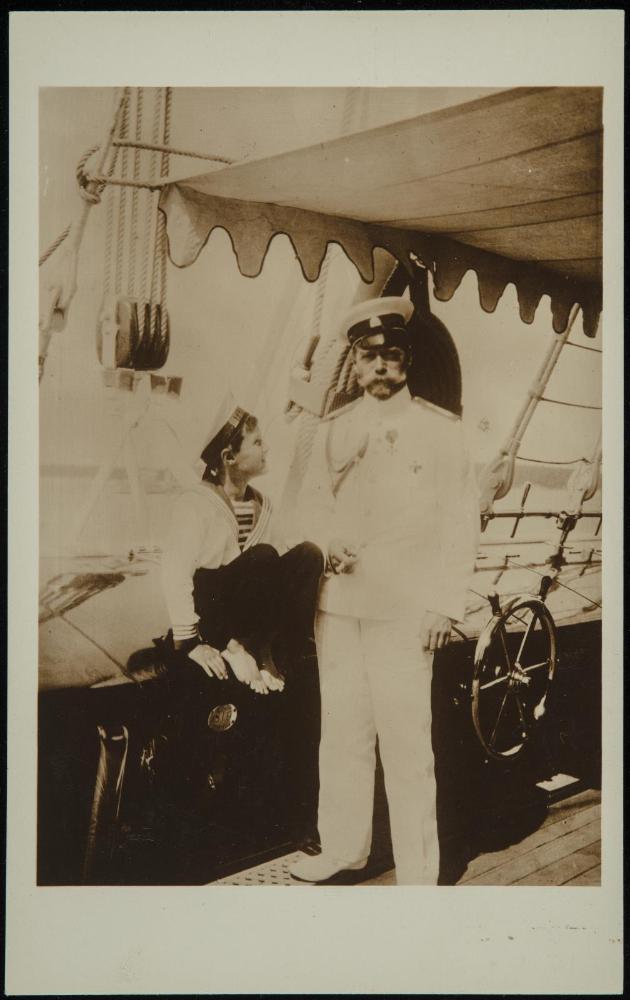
[471,585,557,759]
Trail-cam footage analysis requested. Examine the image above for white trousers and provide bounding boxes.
[315,611,439,885]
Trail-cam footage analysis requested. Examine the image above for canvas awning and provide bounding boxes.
[159,87,602,337]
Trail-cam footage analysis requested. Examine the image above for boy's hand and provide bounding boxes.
[189,643,229,680]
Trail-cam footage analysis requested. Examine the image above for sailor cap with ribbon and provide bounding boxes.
[199,389,253,466]
[343,296,414,349]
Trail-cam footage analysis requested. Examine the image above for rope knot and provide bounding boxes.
[78,182,103,205]
[76,144,105,204]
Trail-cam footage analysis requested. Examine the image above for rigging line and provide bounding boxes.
[102,93,126,298]
[539,396,602,411]
[565,340,602,354]
[505,558,602,609]
[517,456,589,465]
[139,90,156,307]
[468,589,531,628]
[60,613,125,670]
[114,90,131,296]
[158,87,172,312]
[150,88,166,305]
[39,224,72,267]
[127,88,143,300]
[39,124,122,269]
[85,174,168,192]
[112,138,234,165]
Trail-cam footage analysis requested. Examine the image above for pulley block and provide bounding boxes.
[96,295,170,371]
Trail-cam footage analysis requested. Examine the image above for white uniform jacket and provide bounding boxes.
[297,386,479,624]
[161,481,283,642]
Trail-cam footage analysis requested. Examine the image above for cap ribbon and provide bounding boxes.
[347,312,409,344]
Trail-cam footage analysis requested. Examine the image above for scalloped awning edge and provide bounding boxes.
[160,184,602,338]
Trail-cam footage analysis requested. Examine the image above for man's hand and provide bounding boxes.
[189,643,229,679]
[328,539,358,574]
[421,612,453,652]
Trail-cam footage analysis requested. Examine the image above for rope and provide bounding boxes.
[540,396,602,411]
[112,137,234,165]
[103,167,116,296]
[284,86,364,487]
[291,335,348,480]
[128,88,143,299]
[85,174,167,192]
[148,89,164,306]
[102,93,126,298]
[39,224,71,267]
[138,89,158,306]
[518,456,589,466]
[114,91,131,296]
[468,588,531,628]
[505,558,602,609]
[158,87,172,312]
[565,341,602,355]
[76,143,103,203]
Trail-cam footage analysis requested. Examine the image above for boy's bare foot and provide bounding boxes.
[222,639,269,695]
[258,643,285,692]
[260,668,285,692]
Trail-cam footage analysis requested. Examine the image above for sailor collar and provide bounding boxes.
[192,480,272,549]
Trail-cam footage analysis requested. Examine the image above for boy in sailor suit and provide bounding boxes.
[291,297,479,885]
[161,399,323,695]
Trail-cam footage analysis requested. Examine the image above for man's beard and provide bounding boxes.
[365,376,407,399]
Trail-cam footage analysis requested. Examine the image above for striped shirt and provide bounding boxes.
[232,499,256,550]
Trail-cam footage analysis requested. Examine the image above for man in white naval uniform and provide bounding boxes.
[291,296,479,885]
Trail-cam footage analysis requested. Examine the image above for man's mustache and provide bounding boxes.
[367,375,400,386]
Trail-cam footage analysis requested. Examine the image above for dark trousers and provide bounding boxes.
[193,542,324,669]
[193,542,324,838]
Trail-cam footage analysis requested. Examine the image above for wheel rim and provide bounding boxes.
[472,599,557,759]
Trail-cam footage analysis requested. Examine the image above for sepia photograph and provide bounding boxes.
[9,10,624,996]
[38,81,604,889]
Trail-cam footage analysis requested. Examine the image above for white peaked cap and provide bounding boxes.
[341,296,414,341]
[199,388,250,457]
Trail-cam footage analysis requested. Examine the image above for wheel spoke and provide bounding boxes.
[514,611,538,667]
[498,625,513,674]
[523,659,550,674]
[513,692,528,733]
[480,674,510,691]
[488,688,510,748]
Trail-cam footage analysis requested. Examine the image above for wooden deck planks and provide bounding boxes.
[565,864,601,886]
[460,799,601,883]
[462,817,601,886]
[514,845,601,886]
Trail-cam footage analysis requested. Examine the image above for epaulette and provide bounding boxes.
[411,396,460,421]
[320,396,363,423]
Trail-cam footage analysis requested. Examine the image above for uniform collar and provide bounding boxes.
[359,383,412,419]
[196,479,261,508]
